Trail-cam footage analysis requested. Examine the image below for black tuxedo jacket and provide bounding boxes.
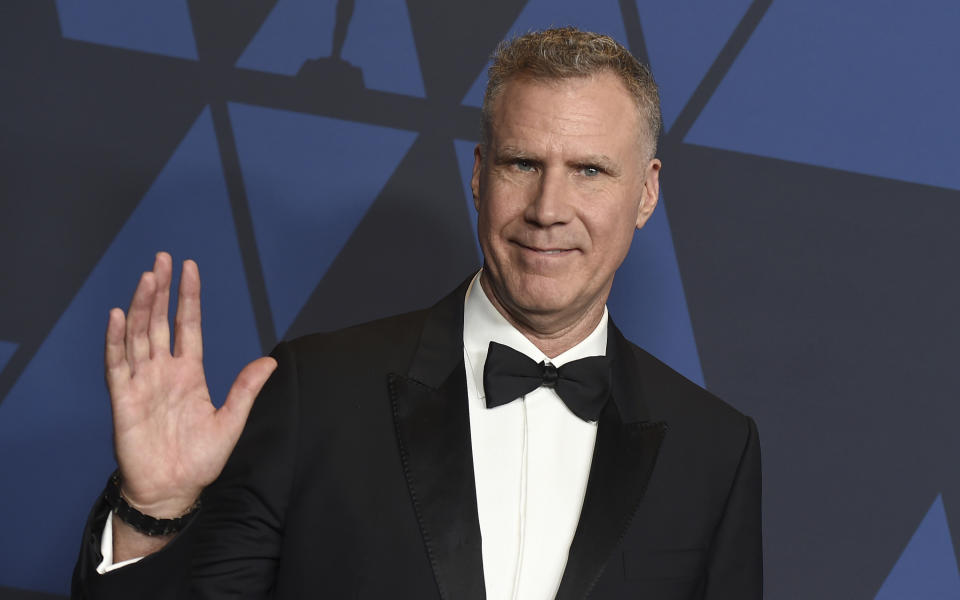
[73,279,762,599]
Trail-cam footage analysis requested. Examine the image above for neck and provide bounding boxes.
[479,271,607,358]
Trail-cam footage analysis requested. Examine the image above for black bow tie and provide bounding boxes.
[482,341,611,422]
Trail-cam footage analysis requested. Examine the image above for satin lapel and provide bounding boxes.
[389,277,485,600]
[555,321,668,600]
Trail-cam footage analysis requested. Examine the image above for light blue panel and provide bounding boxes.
[0,340,17,373]
[608,194,705,386]
[55,0,198,59]
[236,0,337,74]
[635,0,752,131]
[0,108,260,595]
[341,0,426,97]
[875,495,960,599]
[228,103,418,338]
[462,0,628,107]
[686,0,960,191]
[236,0,425,97]
[453,139,482,262]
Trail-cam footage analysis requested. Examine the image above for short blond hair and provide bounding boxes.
[481,26,662,157]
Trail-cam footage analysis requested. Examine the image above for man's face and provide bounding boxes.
[472,71,661,330]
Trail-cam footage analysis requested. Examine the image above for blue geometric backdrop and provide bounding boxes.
[1,1,958,598]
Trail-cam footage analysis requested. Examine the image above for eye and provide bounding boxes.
[580,165,602,177]
[514,159,535,172]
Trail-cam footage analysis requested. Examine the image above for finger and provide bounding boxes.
[173,259,203,360]
[105,308,130,396]
[217,357,278,439]
[126,271,156,371]
[148,252,173,358]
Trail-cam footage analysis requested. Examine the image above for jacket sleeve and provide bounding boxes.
[71,341,301,600]
[703,415,763,599]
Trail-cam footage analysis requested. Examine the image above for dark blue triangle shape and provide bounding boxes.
[635,0,752,131]
[235,0,336,74]
[875,494,960,599]
[228,103,418,338]
[236,0,425,97]
[341,0,426,97]
[607,194,704,386]
[55,0,198,59]
[686,1,960,191]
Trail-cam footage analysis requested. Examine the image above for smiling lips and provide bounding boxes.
[515,242,576,256]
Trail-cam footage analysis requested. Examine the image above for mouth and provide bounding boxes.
[516,242,575,256]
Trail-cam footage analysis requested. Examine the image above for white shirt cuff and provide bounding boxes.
[96,511,144,574]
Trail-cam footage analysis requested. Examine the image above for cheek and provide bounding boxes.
[479,184,526,235]
[476,197,512,258]
[586,202,640,256]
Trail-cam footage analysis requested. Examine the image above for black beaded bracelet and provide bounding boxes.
[104,470,200,537]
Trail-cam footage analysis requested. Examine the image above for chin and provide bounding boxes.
[505,276,580,316]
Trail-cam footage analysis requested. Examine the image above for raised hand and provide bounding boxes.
[105,252,276,532]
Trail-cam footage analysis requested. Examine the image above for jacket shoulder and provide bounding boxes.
[283,307,431,363]
[624,340,754,436]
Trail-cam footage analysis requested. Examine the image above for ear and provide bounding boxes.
[635,158,661,230]
[471,144,483,211]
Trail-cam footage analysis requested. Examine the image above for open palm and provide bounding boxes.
[106,252,276,517]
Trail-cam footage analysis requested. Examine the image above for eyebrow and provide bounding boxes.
[493,147,621,174]
[574,154,617,171]
[493,146,535,162]
[567,153,622,178]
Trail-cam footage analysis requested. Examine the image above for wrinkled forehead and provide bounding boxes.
[486,72,652,156]
[487,73,647,154]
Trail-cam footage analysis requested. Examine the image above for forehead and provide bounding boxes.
[488,72,643,156]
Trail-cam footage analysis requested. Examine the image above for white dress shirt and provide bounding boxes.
[463,273,605,600]
[99,272,607,596]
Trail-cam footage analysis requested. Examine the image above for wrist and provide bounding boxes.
[114,470,203,518]
[120,489,200,519]
[105,470,200,536]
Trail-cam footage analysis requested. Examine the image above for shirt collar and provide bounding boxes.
[462,270,609,400]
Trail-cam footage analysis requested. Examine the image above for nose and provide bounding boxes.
[524,167,574,227]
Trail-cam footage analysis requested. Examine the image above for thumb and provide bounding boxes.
[217,356,278,437]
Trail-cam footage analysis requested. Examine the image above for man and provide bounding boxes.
[72,27,761,599]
